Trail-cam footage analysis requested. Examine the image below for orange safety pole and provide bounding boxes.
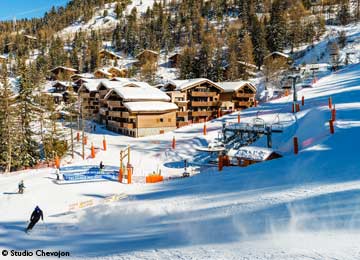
[172,136,176,149]
[331,107,336,122]
[328,96,332,109]
[103,137,107,151]
[203,123,207,136]
[55,156,60,169]
[237,114,241,123]
[254,99,257,107]
[119,151,123,183]
[83,136,87,145]
[329,120,335,134]
[296,103,300,112]
[302,96,305,106]
[293,137,299,155]
[76,132,80,142]
[218,155,223,171]
[91,143,95,158]
[127,166,132,184]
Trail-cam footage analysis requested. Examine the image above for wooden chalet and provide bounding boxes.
[94,69,113,79]
[108,67,128,78]
[168,53,181,68]
[71,73,94,82]
[135,50,159,67]
[264,52,292,64]
[77,79,103,120]
[98,80,177,137]
[227,146,282,167]
[163,78,223,126]
[50,66,78,80]
[52,81,73,93]
[99,49,122,66]
[218,81,257,111]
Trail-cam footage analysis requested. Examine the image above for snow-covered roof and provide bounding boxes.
[136,49,159,58]
[237,61,257,69]
[52,81,72,87]
[95,69,112,77]
[104,82,171,102]
[166,78,223,92]
[0,54,7,60]
[50,66,78,73]
[99,49,122,59]
[80,79,106,92]
[264,52,290,60]
[227,146,280,161]
[217,81,257,93]
[124,101,178,113]
[71,73,94,79]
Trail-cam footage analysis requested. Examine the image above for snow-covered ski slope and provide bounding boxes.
[1,64,360,259]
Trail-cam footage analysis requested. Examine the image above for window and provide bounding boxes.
[168,118,171,122]
[160,118,164,123]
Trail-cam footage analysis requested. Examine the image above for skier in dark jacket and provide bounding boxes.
[99,161,104,173]
[26,206,43,232]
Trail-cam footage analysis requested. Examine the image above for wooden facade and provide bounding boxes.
[99,49,122,66]
[50,66,78,81]
[164,79,223,125]
[94,69,112,79]
[108,67,128,78]
[168,53,181,68]
[78,84,99,120]
[218,82,257,111]
[135,50,159,67]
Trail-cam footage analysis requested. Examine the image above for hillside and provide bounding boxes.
[1,59,360,259]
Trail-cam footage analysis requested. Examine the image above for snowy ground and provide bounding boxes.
[1,62,360,259]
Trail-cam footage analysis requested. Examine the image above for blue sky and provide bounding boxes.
[0,0,69,21]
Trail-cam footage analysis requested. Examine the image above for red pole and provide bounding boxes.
[302,96,305,106]
[296,103,300,112]
[293,137,299,155]
[329,120,335,134]
[76,132,80,142]
[217,108,221,118]
[91,143,95,158]
[203,123,207,136]
[218,155,223,171]
[237,114,241,123]
[254,99,257,107]
[127,166,132,184]
[331,107,336,122]
[328,97,332,109]
[172,136,176,149]
[103,137,107,151]
[83,136,87,145]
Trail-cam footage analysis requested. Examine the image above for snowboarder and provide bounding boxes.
[99,161,104,173]
[26,206,43,232]
[18,180,25,194]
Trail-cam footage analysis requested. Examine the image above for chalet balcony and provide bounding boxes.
[123,123,135,129]
[177,111,189,117]
[235,93,255,98]
[175,102,187,107]
[108,111,122,117]
[191,111,213,117]
[191,101,220,107]
[107,100,122,108]
[108,120,121,128]
[80,93,91,98]
[191,91,218,97]
[236,101,253,107]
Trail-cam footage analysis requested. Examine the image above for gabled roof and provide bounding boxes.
[136,49,159,58]
[50,66,78,73]
[124,101,178,113]
[237,61,257,69]
[52,81,72,87]
[227,146,280,161]
[71,73,94,79]
[104,81,171,102]
[99,49,122,59]
[264,51,290,60]
[78,79,106,92]
[108,67,127,72]
[94,69,112,77]
[217,81,257,93]
[165,78,223,92]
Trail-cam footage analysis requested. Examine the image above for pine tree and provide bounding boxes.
[250,15,268,69]
[266,0,287,52]
[337,0,351,25]
[239,33,255,79]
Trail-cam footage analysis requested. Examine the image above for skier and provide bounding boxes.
[99,161,104,173]
[18,180,25,194]
[26,206,43,232]
[55,168,60,181]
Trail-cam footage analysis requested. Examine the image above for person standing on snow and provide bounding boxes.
[26,206,44,232]
[99,161,104,173]
[18,180,25,194]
